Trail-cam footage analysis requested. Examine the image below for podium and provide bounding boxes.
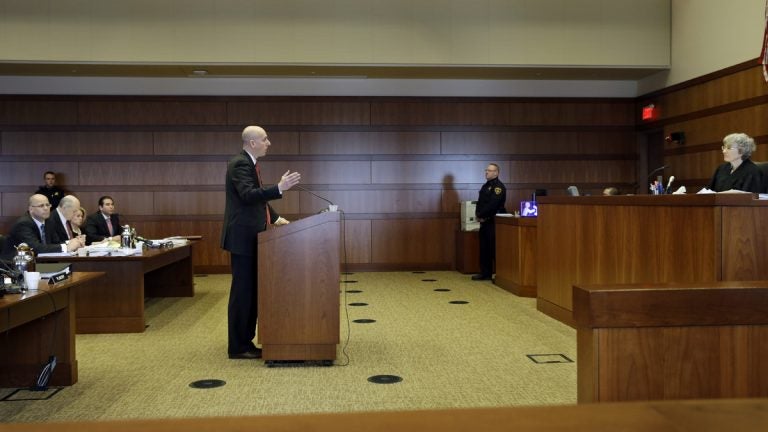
[257,211,340,363]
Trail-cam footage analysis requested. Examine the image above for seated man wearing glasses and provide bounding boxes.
[0,194,84,260]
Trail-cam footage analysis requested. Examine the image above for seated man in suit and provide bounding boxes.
[46,195,86,246]
[83,196,121,245]
[0,194,84,260]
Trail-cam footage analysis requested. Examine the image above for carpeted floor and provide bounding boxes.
[0,271,576,423]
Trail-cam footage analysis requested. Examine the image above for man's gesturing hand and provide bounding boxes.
[278,170,301,192]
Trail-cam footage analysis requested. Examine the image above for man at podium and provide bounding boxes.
[220,125,301,360]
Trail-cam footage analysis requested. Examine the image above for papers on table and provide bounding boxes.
[38,252,75,257]
[148,237,189,247]
[697,188,751,195]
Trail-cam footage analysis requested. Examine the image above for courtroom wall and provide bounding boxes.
[637,61,768,192]
[0,0,669,69]
[0,96,637,272]
[638,0,764,94]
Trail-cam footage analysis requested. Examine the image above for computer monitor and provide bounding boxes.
[520,200,538,217]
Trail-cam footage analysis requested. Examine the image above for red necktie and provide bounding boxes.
[66,220,74,239]
[255,162,271,227]
[106,217,114,236]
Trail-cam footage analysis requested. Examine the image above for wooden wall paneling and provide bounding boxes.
[227,100,370,126]
[721,207,768,281]
[0,100,78,125]
[73,191,154,216]
[665,152,722,184]
[2,192,33,217]
[370,101,441,125]
[508,101,635,126]
[154,131,299,155]
[227,102,302,125]
[298,189,443,214]
[1,131,154,155]
[78,161,225,186]
[508,160,636,184]
[153,191,224,215]
[154,131,235,155]
[435,102,512,125]
[299,102,370,125]
[76,100,228,125]
[370,131,441,154]
[440,131,637,155]
[371,218,455,266]
[299,131,441,155]
[441,189,474,213]
[372,160,507,184]
[0,162,79,186]
[342,219,371,264]
[259,161,372,185]
[664,105,768,149]
[651,67,768,120]
[300,131,372,155]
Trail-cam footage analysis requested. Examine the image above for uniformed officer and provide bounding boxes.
[473,163,506,281]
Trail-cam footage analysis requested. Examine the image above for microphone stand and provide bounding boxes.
[294,185,337,212]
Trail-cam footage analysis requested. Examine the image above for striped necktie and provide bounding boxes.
[40,223,47,243]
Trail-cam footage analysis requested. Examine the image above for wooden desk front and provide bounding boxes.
[536,194,768,325]
[574,281,768,402]
[494,216,536,297]
[0,272,104,387]
[4,399,768,431]
[38,244,194,334]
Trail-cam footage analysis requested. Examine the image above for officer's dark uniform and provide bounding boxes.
[474,177,506,280]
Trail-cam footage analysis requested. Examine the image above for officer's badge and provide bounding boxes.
[494,187,502,195]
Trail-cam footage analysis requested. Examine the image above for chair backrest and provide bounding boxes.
[755,162,768,193]
[566,185,580,196]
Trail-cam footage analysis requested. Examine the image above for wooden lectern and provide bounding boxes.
[257,211,340,364]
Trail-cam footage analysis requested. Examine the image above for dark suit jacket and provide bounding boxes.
[45,209,71,245]
[83,212,121,245]
[1,213,62,260]
[220,150,281,256]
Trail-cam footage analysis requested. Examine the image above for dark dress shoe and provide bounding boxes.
[228,348,262,359]
[471,274,492,281]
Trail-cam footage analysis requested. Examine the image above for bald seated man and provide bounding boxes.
[46,194,86,246]
[1,194,84,260]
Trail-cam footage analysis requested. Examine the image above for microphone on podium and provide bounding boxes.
[647,165,669,179]
[666,175,675,194]
[293,185,337,211]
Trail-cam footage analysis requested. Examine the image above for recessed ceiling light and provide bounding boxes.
[191,70,208,76]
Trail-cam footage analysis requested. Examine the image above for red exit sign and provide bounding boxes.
[641,104,658,121]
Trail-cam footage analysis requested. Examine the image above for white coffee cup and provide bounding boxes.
[328,204,339,212]
[24,271,41,290]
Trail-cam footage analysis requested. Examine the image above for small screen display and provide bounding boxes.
[520,201,538,217]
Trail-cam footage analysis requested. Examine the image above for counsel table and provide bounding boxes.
[38,243,195,334]
[0,272,105,387]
